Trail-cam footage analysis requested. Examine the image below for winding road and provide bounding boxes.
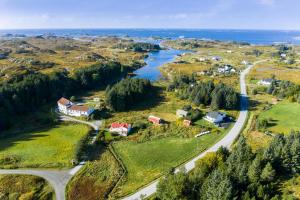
[121,60,267,200]
[0,117,100,200]
[0,60,266,200]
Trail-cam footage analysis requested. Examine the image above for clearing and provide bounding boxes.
[258,102,300,134]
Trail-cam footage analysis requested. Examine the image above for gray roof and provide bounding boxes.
[262,78,274,83]
[206,111,225,119]
[177,109,188,116]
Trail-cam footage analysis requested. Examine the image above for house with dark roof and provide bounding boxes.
[57,97,94,117]
[204,111,226,124]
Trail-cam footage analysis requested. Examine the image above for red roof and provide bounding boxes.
[148,115,161,124]
[69,105,90,112]
[57,97,72,106]
[110,123,130,129]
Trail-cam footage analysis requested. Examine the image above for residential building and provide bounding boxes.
[212,56,222,61]
[183,120,192,127]
[109,123,131,136]
[57,97,94,117]
[258,78,274,86]
[204,111,226,124]
[176,109,188,118]
[148,115,162,125]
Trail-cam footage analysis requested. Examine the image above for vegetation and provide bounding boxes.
[111,130,227,197]
[0,123,90,168]
[106,78,153,111]
[267,80,300,102]
[258,102,300,134]
[67,151,123,200]
[114,42,161,52]
[0,175,54,200]
[156,133,300,200]
[0,61,131,131]
[168,75,240,110]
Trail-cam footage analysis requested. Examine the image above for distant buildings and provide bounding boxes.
[258,78,274,86]
[109,123,131,136]
[176,109,189,118]
[183,119,192,127]
[57,97,94,117]
[217,65,236,74]
[212,56,222,61]
[148,115,163,125]
[204,111,226,124]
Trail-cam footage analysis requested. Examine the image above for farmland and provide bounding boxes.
[111,130,227,197]
[258,102,300,134]
[0,123,90,168]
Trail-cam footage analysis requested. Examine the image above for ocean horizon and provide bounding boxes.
[1,28,300,45]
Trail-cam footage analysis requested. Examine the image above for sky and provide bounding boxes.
[0,0,299,30]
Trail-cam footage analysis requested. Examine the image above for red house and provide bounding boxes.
[109,123,131,137]
[148,115,162,125]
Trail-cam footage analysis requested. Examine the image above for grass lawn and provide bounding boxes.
[0,174,54,200]
[112,130,227,197]
[0,123,90,168]
[258,102,300,134]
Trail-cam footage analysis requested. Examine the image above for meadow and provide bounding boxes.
[67,150,123,200]
[112,131,227,197]
[258,102,300,134]
[0,174,54,200]
[0,123,90,168]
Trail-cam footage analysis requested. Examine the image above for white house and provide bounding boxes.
[241,60,249,65]
[109,123,131,137]
[176,109,189,118]
[57,97,94,117]
[217,65,236,74]
[258,78,274,86]
[212,56,222,61]
[204,111,226,124]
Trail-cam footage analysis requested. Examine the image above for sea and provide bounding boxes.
[1,29,300,45]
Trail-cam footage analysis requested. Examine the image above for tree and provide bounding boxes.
[261,163,276,182]
[156,170,189,200]
[248,156,263,183]
[200,169,233,200]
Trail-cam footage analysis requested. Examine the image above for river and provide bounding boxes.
[134,48,188,81]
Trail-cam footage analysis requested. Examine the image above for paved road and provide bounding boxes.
[0,116,101,200]
[121,60,267,200]
[0,61,266,200]
[60,115,101,131]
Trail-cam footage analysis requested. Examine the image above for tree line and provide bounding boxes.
[156,132,300,200]
[267,80,300,103]
[106,78,153,111]
[168,75,240,110]
[114,42,161,52]
[0,62,132,131]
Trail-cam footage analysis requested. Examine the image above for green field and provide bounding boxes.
[0,174,54,200]
[112,131,226,197]
[0,123,90,168]
[258,102,300,134]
